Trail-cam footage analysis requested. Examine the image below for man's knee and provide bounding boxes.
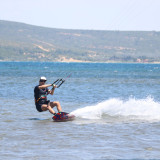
[52,101,60,106]
[55,101,60,106]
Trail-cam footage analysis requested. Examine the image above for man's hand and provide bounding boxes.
[52,84,57,89]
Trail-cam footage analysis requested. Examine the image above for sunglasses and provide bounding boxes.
[40,80,46,82]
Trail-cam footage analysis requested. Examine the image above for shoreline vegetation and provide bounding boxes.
[0,20,160,63]
[1,60,160,64]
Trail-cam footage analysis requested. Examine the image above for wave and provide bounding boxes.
[71,97,160,121]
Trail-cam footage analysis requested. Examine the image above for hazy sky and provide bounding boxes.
[0,0,160,31]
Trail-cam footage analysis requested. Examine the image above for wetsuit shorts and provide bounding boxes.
[36,101,50,112]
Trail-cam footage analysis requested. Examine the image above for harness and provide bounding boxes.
[35,94,47,103]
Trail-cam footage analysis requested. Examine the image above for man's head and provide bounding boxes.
[39,76,47,84]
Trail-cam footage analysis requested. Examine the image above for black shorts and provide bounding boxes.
[36,103,43,112]
[35,100,50,112]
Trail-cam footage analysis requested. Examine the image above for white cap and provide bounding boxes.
[40,76,47,81]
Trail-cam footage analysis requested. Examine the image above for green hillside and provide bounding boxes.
[0,20,160,62]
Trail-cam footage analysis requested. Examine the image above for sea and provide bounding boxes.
[1,62,160,160]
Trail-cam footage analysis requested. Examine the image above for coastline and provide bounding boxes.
[1,60,160,64]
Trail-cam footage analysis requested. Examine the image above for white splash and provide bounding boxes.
[71,97,160,121]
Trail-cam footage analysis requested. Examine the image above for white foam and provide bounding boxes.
[71,97,160,121]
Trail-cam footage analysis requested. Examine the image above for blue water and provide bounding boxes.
[1,62,160,159]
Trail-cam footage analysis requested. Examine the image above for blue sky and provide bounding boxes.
[0,0,159,31]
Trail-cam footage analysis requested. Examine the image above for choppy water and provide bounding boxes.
[1,62,160,159]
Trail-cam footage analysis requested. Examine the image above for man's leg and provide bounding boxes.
[50,101,62,112]
[41,103,56,115]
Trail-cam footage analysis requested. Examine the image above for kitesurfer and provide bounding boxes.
[34,77,62,115]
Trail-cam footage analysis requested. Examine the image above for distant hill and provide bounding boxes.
[0,20,160,62]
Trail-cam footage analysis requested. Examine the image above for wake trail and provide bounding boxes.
[71,97,160,121]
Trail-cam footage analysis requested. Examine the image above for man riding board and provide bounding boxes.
[34,77,62,115]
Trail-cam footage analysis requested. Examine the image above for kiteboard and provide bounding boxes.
[52,112,75,122]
